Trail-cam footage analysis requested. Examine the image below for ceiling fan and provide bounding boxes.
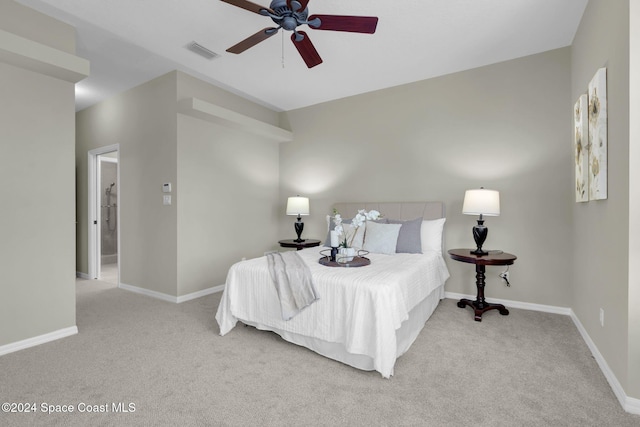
[220,0,379,68]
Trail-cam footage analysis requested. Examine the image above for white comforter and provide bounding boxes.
[215,247,450,378]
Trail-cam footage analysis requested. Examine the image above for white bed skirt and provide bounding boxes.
[239,284,445,377]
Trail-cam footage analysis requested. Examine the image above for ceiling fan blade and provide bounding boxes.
[291,31,322,68]
[287,0,309,12]
[226,28,278,54]
[308,15,378,34]
[220,0,273,15]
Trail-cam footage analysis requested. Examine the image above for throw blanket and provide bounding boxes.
[267,251,319,320]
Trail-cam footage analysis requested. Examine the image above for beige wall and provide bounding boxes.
[176,72,280,295]
[281,48,573,305]
[77,71,282,297]
[570,0,633,398]
[0,2,78,346]
[76,72,179,295]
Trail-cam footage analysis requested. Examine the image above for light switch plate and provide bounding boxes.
[163,195,171,205]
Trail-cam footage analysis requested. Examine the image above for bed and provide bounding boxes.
[215,202,450,378]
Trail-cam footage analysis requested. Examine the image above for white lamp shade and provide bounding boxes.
[462,189,500,216]
[286,196,309,216]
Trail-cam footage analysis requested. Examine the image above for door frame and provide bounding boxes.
[88,144,120,280]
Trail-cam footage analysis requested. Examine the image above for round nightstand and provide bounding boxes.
[448,248,517,322]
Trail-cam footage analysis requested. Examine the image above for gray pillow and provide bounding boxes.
[386,217,423,253]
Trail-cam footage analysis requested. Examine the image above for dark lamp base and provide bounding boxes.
[472,218,489,257]
[294,217,305,243]
[470,248,488,256]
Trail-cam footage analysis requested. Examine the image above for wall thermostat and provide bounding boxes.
[162,183,172,193]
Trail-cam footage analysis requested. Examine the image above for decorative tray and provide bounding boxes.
[319,249,371,268]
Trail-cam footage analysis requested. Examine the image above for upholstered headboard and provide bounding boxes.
[329,202,446,253]
[331,202,445,221]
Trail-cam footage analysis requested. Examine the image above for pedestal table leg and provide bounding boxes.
[457,264,510,321]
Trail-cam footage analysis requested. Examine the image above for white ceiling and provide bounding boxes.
[15,0,588,112]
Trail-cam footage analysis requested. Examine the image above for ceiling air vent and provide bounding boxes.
[186,42,220,60]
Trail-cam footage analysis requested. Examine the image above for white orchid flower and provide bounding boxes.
[332,208,382,248]
[352,215,365,228]
[366,210,381,220]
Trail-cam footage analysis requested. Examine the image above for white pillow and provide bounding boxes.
[350,222,367,249]
[363,221,402,254]
[421,218,446,254]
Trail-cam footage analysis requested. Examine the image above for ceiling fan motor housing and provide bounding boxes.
[222,0,378,68]
[269,0,309,30]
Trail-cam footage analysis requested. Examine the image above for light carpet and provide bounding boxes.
[1,278,639,426]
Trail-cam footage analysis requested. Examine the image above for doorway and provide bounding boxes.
[88,145,120,284]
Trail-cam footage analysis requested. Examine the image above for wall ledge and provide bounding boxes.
[178,97,293,142]
[0,28,89,83]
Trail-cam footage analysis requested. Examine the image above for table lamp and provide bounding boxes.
[286,196,309,242]
[462,188,500,255]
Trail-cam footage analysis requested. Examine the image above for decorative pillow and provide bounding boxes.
[363,221,402,255]
[324,217,366,249]
[421,218,446,254]
[386,217,423,254]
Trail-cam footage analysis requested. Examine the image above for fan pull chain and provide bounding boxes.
[281,31,285,68]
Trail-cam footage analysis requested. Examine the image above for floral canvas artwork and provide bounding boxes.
[574,94,588,202]
[588,68,607,201]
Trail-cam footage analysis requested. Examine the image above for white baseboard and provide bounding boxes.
[118,282,176,302]
[569,310,640,415]
[76,271,92,280]
[0,283,225,357]
[445,292,639,415]
[627,397,640,415]
[119,282,224,304]
[0,326,78,357]
[176,285,224,303]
